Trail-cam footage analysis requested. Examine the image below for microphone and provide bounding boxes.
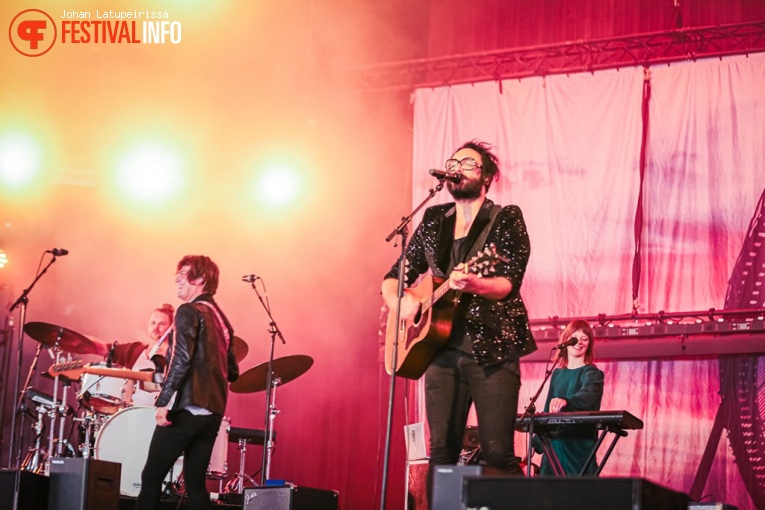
[555,337,579,350]
[47,248,69,256]
[428,169,462,183]
[241,274,260,283]
[106,341,117,368]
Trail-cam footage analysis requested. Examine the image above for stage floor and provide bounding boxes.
[118,494,242,509]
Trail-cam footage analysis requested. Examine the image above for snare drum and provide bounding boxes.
[78,362,135,415]
[94,406,183,496]
[207,417,230,479]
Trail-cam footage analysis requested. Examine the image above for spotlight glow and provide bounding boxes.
[0,250,7,269]
[0,133,42,189]
[115,142,184,203]
[255,165,301,206]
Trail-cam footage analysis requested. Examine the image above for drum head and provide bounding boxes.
[94,406,182,496]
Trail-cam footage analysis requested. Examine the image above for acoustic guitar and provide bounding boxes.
[384,245,509,379]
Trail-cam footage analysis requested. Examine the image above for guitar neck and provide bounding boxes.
[50,362,155,383]
[423,280,452,313]
[421,248,509,311]
[88,367,154,382]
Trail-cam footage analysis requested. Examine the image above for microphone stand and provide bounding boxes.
[8,253,60,470]
[518,349,560,477]
[379,180,446,510]
[245,278,285,486]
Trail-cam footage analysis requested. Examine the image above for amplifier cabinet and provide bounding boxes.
[48,458,121,510]
[243,485,339,510]
[0,469,50,510]
[464,477,689,510]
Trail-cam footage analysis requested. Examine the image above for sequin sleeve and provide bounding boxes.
[383,205,445,285]
[488,205,530,297]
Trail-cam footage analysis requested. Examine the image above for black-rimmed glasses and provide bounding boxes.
[445,157,482,173]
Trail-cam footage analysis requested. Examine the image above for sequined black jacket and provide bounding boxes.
[385,199,537,365]
[155,294,239,415]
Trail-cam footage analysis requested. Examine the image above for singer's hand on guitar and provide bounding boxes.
[448,263,513,300]
[448,263,477,291]
[382,279,421,321]
[386,292,421,322]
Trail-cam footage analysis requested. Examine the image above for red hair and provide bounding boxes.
[555,319,595,367]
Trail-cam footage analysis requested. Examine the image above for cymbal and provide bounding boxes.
[230,355,313,394]
[231,336,248,363]
[24,322,99,355]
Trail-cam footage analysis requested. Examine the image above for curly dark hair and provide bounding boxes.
[177,255,220,295]
[457,140,501,191]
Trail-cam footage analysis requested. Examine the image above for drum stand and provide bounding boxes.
[45,340,66,474]
[74,411,97,458]
[20,403,49,473]
[262,377,281,481]
[225,437,259,494]
[222,426,273,494]
[55,375,72,457]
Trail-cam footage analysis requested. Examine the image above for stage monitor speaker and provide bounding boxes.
[242,485,339,510]
[463,477,689,510]
[432,465,483,510]
[48,457,121,510]
[0,469,50,510]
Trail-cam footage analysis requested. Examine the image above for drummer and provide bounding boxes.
[94,304,174,406]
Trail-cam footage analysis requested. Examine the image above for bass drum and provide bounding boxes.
[94,406,183,497]
[207,416,230,479]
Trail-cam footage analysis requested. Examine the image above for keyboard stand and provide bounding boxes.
[582,426,628,476]
[532,423,630,477]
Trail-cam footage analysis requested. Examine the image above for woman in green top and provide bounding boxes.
[539,319,604,476]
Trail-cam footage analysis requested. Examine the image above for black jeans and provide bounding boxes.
[424,347,522,474]
[135,410,222,510]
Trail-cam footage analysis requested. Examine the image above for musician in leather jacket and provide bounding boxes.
[136,255,239,510]
[382,141,536,496]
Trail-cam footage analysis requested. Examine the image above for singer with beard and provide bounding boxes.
[135,255,239,510]
[381,140,537,494]
[536,319,604,476]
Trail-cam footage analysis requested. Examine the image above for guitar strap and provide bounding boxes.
[197,301,231,346]
[462,203,502,263]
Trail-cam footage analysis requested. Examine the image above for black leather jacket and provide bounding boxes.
[385,199,537,365]
[155,294,239,415]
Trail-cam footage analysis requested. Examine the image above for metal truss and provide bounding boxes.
[335,20,765,93]
[523,307,765,361]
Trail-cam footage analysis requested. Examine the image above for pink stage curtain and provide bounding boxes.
[411,53,765,510]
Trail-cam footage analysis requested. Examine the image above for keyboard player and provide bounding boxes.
[536,319,604,476]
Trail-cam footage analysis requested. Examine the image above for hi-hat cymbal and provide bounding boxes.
[230,355,313,393]
[24,322,99,355]
[231,336,248,363]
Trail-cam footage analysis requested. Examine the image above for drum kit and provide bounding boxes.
[18,321,313,498]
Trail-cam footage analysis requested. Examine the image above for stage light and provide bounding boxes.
[0,250,7,269]
[0,132,42,190]
[115,142,184,204]
[254,164,301,207]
